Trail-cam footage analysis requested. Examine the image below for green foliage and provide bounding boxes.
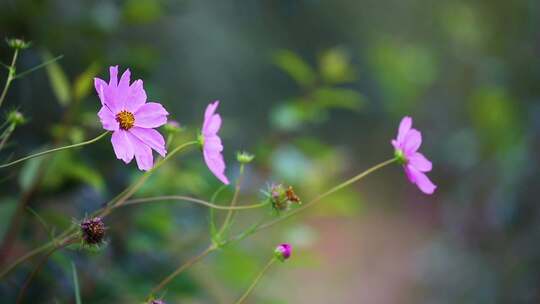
[71,262,82,304]
[43,51,71,106]
[273,50,317,87]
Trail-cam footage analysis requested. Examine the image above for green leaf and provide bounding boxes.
[310,87,366,111]
[42,150,104,192]
[123,0,163,24]
[318,47,356,84]
[43,51,71,106]
[272,50,316,87]
[71,262,82,304]
[18,151,47,191]
[73,62,101,102]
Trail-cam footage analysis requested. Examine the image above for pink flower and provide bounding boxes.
[200,101,229,184]
[95,66,168,171]
[392,116,436,194]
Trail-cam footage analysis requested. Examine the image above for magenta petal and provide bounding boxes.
[203,114,222,136]
[204,100,219,122]
[204,136,224,152]
[111,130,134,163]
[403,129,422,154]
[125,79,147,112]
[98,106,119,131]
[109,66,118,88]
[409,152,432,172]
[203,149,229,184]
[406,165,436,194]
[134,102,168,128]
[126,132,154,171]
[94,78,108,105]
[397,116,412,144]
[129,127,166,157]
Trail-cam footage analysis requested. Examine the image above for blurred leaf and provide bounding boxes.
[123,0,162,24]
[71,262,82,304]
[0,198,17,238]
[318,47,356,84]
[73,62,101,102]
[42,150,104,191]
[43,51,71,106]
[369,39,438,114]
[18,152,47,191]
[273,50,316,87]
[270,101,304,131]
[469,86,521,152]
[310,87,365,111]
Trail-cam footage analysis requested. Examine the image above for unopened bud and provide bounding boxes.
[6,38,31,50]
[236,151,254,164]
[7,110,25,126]
[274,243,292,262]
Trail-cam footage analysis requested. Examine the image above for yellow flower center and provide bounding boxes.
[116,110,135,130]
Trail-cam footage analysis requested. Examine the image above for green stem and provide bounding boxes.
[232,157,397,240]
[234,257,276,304]
[0,48,19,108]
[0,123,15,151]
[0,131,109,169]
[119,195,268,210]
[218,163,245,235]
[149,244,216,297]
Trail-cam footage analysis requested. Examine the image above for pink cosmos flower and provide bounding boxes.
[392,116,436,194]
[200,101,229,184]
[95,66,168,171]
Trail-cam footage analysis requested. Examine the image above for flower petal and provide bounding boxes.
[125,79,147,112]
[111,130,134,163]
[98,106,119,131]
[204,135,223,152]
[134,102,168,128]
[406,165,436,194]
[204,100,220,122]
[126,132,154,171]
[109,66,118,88]
[116,69,131,110]
[396,116,412,144]
[403,129,422,154]
[203,149,229,184]
[129,127,166,157]
[94,78,108,106]
[408,152,432,172]
[203,113,222,136]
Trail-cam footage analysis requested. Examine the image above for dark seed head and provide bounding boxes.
[80,217,105,245]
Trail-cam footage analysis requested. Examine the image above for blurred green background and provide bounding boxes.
[1,0,540,303]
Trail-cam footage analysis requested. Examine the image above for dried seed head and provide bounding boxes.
[80,217,106,245]
[267,183,301,212]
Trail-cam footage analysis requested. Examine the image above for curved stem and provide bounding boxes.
[0,131,109,169]
[0,241,54,279]
[218,163,245,235]
[97,140,198,217]
[0,48,19,108]
[119,195,268,211]
[234,257,276,304]
[149,244,216,297]
[230,157,397,241]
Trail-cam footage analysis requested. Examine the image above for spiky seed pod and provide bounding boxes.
[80,217,105,245]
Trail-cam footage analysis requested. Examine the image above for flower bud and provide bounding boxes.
[236,151,254,164]
[163,120,181,134]
[150,300,166,304]
[6,110,25,126]
[80,217,106,245]
[274,243,292,262]
[6,38,31,50]
[266,183,301,212]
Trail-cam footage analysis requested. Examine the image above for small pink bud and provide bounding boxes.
[274,243,292,262]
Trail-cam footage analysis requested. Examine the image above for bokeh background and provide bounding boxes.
[1,0,540,303]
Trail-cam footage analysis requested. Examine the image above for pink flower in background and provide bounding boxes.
[200,101,229,184]
[392,116,436,194]
[95,66,168,171]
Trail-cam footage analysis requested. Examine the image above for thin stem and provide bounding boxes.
[149,244,216,296]
[119,195,268,210]
[232,157,397,240]
[98,140,198,217]
[13,55,63,80]
[0,48,19,108]
[218,163,245,235]
[0,123,15,151]
[0,241,54,279]
[0,131,109,169]
[234,257,276,304]
[15,236,77,304]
